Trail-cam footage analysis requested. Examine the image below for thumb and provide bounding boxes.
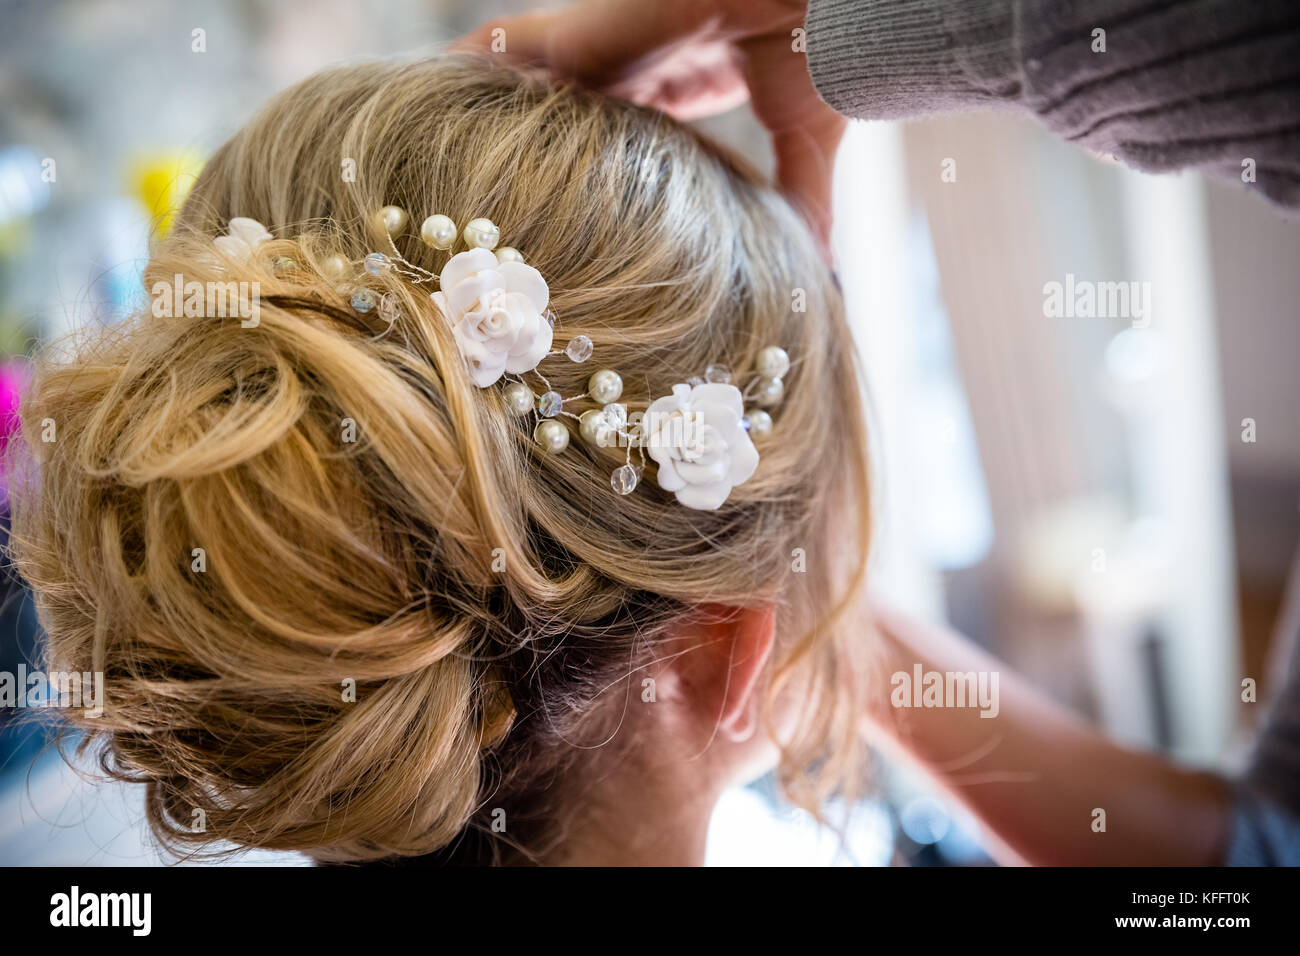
[451,10,560,64]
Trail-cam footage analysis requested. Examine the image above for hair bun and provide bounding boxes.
[12,229,512,860]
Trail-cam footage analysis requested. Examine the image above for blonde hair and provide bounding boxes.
[8,56,872,863]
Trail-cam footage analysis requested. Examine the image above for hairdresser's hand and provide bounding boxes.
[865,600,1231,865]
[454,0,844,250]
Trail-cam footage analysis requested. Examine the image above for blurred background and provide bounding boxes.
[1,0,1296,866]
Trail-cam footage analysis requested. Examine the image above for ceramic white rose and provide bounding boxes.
[214,217,272,260]
[643,382,760,511]
[432,248,553,387]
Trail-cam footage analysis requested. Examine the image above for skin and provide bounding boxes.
[453,0,844,252]
[459,1,1237,867]
[549,604,782,866]
[867,602,1232,866]
[551,595,1232,866]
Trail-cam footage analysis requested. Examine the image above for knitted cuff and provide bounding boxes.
[805,0,1021,120]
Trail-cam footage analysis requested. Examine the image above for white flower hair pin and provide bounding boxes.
[214,217,272,260]
[643,382,760,511]
[231,204,789,511]
[433,247,552,387]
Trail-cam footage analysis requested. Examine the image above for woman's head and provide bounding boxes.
[8,55,871,863]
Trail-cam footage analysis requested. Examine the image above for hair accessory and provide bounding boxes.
[433,247,552,387]
[353,207,789,510]
[642,382,759,511]
[223,207,790,511]
[214,217,272,260]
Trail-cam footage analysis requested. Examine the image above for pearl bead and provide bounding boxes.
[533,419,570,454]
[503,382,534,417]
[322,254,350,281]
[743,409,773,439]
[754,376,785,407]
[579,409,609,446]
[375,205,408,236]
[587,369,623,404]
[756,345,790,379]
[462,217,500,250]
[420,214,457,250]
[494,246,524,264]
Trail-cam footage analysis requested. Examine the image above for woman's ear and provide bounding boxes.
[671,603,776,742]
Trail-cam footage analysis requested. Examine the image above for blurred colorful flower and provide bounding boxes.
[0,358,29,506]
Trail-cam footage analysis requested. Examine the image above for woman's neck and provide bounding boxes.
[548,756,722,866]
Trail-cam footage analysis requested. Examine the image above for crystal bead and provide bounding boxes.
[601,403,627,430]
[272,256,297,277]
[611,464,639,496]
[704,364,731,384]
[364,252,392,276]
[350,288,377,313]
[378,293,400,324]
[538,390,563,417]
[565,335,594,363]
[686,376,705,388]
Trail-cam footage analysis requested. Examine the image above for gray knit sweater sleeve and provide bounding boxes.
[804,0,1300,206]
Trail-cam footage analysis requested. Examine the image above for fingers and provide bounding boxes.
[452,10,559,64]
[453,0,714,85]
[454,0,843,254]
[609,39,750,120]
[770,113,845,259]
[651,81,750,123]
[731,31,845,256]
